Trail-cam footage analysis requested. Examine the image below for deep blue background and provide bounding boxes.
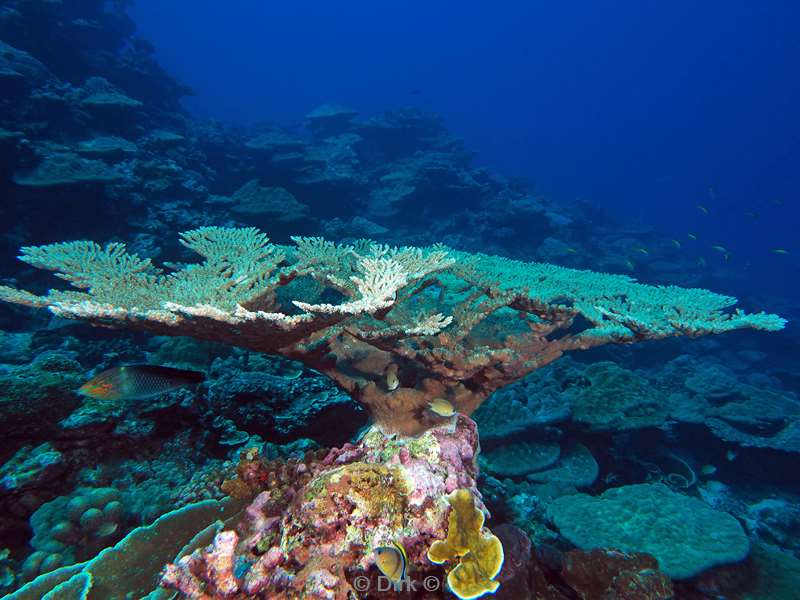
[128,0,799,297]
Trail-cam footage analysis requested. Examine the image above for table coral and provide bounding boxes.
[0,227,785,436]
[0,227,787,596]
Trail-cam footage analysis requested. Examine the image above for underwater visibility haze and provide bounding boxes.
[0,1,798,599]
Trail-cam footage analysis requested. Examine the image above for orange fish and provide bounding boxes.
[79,365,205,401]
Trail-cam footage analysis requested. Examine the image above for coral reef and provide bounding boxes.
[0,1,795,597]
[0,443,65,498]
[472,370,570,441]
[0,350,84,442]
[566,362,668,432]
[480,440,561,478]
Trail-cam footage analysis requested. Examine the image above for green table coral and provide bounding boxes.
[0,227,785,436]
[547,483,750,579]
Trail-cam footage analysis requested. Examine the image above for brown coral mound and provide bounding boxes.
[533,547,673,600]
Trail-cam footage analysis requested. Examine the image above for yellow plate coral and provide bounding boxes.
[427,488,504,599]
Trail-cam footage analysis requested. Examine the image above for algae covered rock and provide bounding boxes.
[530,547,673,600]
[0,443,65,494]
[160,416,487,598]
[548,483,750,579]
[0,351,84,439]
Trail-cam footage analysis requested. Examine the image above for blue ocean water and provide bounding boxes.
[0,1,798,598]
[130,0,800,298]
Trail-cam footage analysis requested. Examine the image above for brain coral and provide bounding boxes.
[547,483,750,579]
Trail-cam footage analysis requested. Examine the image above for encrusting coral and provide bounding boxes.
[0,227,785,435]
[160,416,484,599]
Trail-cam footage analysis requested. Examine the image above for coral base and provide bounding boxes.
[162,415,482,599]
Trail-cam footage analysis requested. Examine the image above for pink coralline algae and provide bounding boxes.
[161,531,239,599]
[160,415,484,599]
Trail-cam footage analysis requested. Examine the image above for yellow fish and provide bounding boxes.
[384,363,400,391]
[374,541,407,584]
[687,233,697,240]
[79,365,205,401]
[772,249,789,255]
[427,397,456,418]
[635,247,649,256]
[671,239,681,248]
[711,245,727,253]
[696,204,709,215]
